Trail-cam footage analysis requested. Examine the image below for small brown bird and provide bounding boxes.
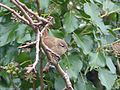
[42,36,68,72]
[43,36,68,58]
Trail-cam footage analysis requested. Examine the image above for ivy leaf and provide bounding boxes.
[62,53,83,79]
[63,11,79,33]
[49,29,64,39]
[103,0,120,13]
[55,76,65,90]
[84,3,109,34]
[0,22,18,47]
[39,0,49,12]
[0,31,10,47]
[98,69,117,90]
[72,33,93,54]
[74,75,97,90]
[89,52,106,69]
[16,24,31,43]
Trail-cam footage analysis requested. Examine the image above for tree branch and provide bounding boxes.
[55,64,74,90]
[18,41,36,49]
[0,3,29,24]
[40,50,44,90]
[26,29,40,73]
[13,0,49,23]
[10,0,33,24]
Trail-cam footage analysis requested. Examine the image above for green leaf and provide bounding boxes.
[55,76,65,90]
[49,29,64,39]
[0,0,15,8]
[39,0,49,12]
[106,56,116,74]
[74,74,97,90]
[89,52,106,68]
[84,3,109,34]
[2,46,17,65]
[98,69,117,90]
[103,0,120,13]
[0,70,10,87]
[0,22,18,47]
[72,33,93,54]
[61,53,83,79]
[0,31,10,47]
[63,11,79,33]
[16,24,31,43]
[17,52,30,60]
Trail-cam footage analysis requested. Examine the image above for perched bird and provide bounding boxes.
[43,36,68,57]
[42,35,68,72]
[42,28,68,59]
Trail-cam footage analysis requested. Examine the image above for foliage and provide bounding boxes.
[0,0,120,90]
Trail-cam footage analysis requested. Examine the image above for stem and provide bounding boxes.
[35,0,41,16]
[112,27,120,31]
[32,79,36,90]
[54,64,74,90]
[116,58,120,75]
[40,38,44,90]
[32,29,40,68]
[10,0,33,24]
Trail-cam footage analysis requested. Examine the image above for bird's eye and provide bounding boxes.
[61,45,65,47]
[59,43,65,47]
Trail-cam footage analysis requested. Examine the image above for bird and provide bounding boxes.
[42,35,68,72]
[42,28,68,59]
[43,36,68,57]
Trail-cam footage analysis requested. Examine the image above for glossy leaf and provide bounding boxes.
[72,33,93,54]
[89,52,106,68]
[98,69,117,90]
[61,53,83,79]
[39,0,49,12]
[84,3,109,34]
[74,74,97,90]
[63,11,79,33]
[55,76,65,90]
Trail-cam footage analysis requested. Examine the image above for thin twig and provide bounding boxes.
[55,64,74,90]
[18,41,36,49]
[26,29,40,73]
[10,0,33,24]
[32,79,36,90]
[35,0,41,16]
[40,50,44,90]
[13,0,49,23]
[0,3,29,24]
[33,29,40,70]
[116,58,120,75]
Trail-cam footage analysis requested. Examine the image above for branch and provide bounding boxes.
[0,3,29,24]
[40,50,44,90]
[18,41,36,49]
[13,0,49,23]
[35,0,41,16]
[10,0,33,24]
[55,64,74,90]
[26,29,40,73]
